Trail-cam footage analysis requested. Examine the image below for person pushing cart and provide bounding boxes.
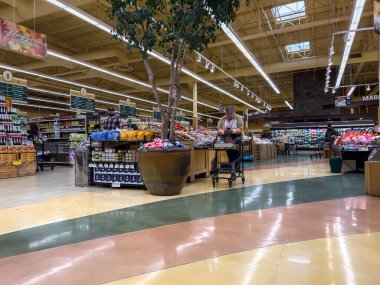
[212,106,245,187]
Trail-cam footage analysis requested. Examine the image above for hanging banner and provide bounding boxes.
[0,19,47,59]
[0,72,28,102]
[119,99,136,117]
[70,89,95,111]
[375,0,380,35]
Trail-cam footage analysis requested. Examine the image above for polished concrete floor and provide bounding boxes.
[0,156,379,284]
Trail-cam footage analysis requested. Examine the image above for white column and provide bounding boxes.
[192,81,198,130]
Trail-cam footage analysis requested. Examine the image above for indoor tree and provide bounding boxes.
[108,0,249,141]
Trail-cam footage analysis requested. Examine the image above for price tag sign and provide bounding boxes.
[359,147,369,152]
[112,181,121,188]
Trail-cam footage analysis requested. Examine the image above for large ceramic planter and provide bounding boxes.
[138,148,190,196]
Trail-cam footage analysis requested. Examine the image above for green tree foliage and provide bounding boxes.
[108,0,249,140]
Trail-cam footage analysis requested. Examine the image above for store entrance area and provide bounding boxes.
[1,158,379,284]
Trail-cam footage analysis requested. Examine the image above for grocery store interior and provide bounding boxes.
[1,0,380,284]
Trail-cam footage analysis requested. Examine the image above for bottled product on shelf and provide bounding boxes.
[31,115,87,165]
[0,97,31,146]
[271,127,371,150]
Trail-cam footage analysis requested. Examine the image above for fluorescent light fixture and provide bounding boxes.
[0,63,155,105]
[43,0,235,111]
[13,102,76,113]
[285,100,294,110]
[334,0,366,88]
[48,50,168,94]
[27,85,219,119]
[220,23,280,94]
[29,97,70,106]
[210,65,215,73]
[347,86,356,96]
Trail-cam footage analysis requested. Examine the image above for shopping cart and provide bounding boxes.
[211,134,245,188]
[35,137,56,172]
[309,138,324,160]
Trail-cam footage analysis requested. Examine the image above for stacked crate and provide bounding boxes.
[0,146,36,178]
[253,143,277,161]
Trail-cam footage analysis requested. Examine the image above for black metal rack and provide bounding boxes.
[88,137,145,188]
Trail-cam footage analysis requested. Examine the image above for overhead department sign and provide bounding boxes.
[0,18,47,59]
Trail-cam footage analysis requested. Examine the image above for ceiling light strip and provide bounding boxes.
[195,52,271,109]
[334,0,366,89]
[284,100,294,110]
[45,0,259,112]
[26,84,219,119]
[220,23,281,94]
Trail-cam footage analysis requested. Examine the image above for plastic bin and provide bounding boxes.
[75,143,90,187]
[329,157,342,173]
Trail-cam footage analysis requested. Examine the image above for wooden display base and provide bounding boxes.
[365,161,380,196]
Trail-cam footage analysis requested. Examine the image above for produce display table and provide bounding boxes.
[182,141,210,182]
[332,145,378,172]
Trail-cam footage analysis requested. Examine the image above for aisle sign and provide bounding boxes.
[207,118,213,128]
[153,107,161,120]
[119,99,136,117]
[175,111,185,122]
[70,89,95,111]
[0,19,47,59]
[0,73,28,102]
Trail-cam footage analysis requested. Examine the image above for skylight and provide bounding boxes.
[272,1,306,23]
[285,41,310,53]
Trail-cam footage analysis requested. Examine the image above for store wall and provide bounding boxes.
[293,69,341,117]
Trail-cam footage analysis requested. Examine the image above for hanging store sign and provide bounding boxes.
[70,89,95,111]
[0,19,47,59]
[175,111,185,122]
[0,72,28,102]
[335,96,351,107]
[152,107,161,120]
[207,118,213,128]
[362,95,379,101]
[375,0,380,35]
[119,99,136,117]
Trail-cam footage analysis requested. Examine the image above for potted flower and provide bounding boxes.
[108,0,248,195]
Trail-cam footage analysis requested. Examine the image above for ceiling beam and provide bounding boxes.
[208,10,373,49]
[163,49,378,85]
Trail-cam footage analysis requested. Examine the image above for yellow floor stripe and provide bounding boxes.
[105,232,380,285]
[0,163,336,234]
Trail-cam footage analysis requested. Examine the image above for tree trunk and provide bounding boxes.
[143,58,168,139]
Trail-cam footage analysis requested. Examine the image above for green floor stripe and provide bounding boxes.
[0,173,365,258]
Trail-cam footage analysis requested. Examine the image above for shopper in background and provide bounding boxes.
[217,106,244,179]
[324,124,339,148]
[283,132,290,155]
[102,106,120,130]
